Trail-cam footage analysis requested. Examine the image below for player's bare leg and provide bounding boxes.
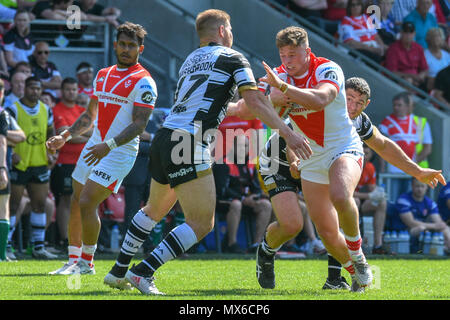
[328,156,373,287]
[125,174,216,295]
[257,191,303,289]
[105,178,177,290]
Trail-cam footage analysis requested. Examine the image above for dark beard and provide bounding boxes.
[116,53,137,68]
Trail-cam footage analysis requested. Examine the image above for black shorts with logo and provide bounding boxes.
[50,164,76,197]
[10,166,50,185]
[149,127,213,188]
[260,165,302,199]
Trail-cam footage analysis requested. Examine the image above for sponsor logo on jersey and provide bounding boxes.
[168,167,194,179]
[96,77,105,83]
[124,80,132,88]
[324,71,338,81]
[140,84,153,89]
[93,169,111,181]
[141,91,154,104]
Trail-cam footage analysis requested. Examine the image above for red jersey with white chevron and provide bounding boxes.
[338,14,379,48]
[259,52,360,154]
[379,114,418,173]
[90,63,157,155]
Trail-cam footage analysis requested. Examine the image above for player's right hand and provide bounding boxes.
[284,131,312,160]
[46,135,66,153]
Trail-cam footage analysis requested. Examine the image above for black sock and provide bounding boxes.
[328,254,342,280]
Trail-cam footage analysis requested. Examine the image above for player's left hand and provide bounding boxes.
[260,61,283,89]
[83,142,110,166]
[415,168,447,189]
[289,160,301,180]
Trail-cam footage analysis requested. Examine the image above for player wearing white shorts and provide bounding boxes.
[232,26,372,288]
[46,22,157,276]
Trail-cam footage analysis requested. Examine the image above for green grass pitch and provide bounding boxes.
[1,254,449,300]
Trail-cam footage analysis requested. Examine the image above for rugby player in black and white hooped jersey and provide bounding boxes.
[229,76,446,291]
[104,9,312,295]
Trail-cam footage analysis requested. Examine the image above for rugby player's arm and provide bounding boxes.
[399,212,427,230]
[260,61,336,111]
[56,126,90,144]
[282,82,338,111]
[364,126,446,187]
[111,105,152,147]
[227,99,256,120]
[67,98,98,138]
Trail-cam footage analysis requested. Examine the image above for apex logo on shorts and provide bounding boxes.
[93,169,111,181]
[168,167,194,179]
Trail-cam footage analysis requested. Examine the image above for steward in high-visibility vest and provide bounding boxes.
[413,115,430,168]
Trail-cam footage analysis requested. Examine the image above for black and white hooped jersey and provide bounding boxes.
[163,43,258,135]
[260,112,374,176]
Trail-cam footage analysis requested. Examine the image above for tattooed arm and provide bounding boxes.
[82,105,153,166]
[112,105,153,147]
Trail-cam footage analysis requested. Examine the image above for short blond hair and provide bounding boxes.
[195,9,230,39]
[425,28,444,46]
[276,26,309,48]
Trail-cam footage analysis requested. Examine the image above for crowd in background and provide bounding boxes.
[0,0,449,263]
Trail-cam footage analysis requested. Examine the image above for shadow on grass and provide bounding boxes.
[1,273,50,277]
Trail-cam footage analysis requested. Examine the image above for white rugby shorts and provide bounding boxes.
[71,140,137,193]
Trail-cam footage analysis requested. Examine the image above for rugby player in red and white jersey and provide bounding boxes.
[46,22,157,277]
[233,26,373,288]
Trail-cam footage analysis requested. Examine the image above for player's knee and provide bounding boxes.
[330,191,353,212]
[230,199,242,212]
[280,218,303,238]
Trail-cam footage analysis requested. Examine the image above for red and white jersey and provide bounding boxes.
[338,14,379,48]
[90,63,157,155]
[259,52,360,155]
[379,114,418,173]
[78,85,94,98]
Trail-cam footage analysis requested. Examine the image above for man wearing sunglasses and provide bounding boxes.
[29,41,62,98]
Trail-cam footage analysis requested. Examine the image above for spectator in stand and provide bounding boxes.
[321,0,348,35]
[50,77,90,249]
[213,136,272,254]
[75,92,89,109]
[75,62,94,98]
[3,71,26,108]
[379,92,419,201]
[353,144,387,254]
[388,0,417,28]
[437,183,450,224]
[40,90,56,109]
[407,93,433,169]
[29,41,62,98]
[430,65,450,108]
[32,0,84,20]
[338,0,387,63]
[3,10,34,70]
[393,178,450,252]
[6,76,57,259]
[287,0,328,23]
[73,0,121,28]
[376,0,397,46]
[404,0,439,49]
[424,28,450,90]
[12,61,32,78]
[384,22,429,89]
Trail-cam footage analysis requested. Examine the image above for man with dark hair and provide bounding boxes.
[6,76,57,259]
[105,10,310,295]
[76,62,94,98]
[46,22,157,277]
[48,77,90,272]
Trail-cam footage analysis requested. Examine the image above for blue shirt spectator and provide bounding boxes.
[394,190,439,231]
[437,184,450,223]
[404,0,439,48]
